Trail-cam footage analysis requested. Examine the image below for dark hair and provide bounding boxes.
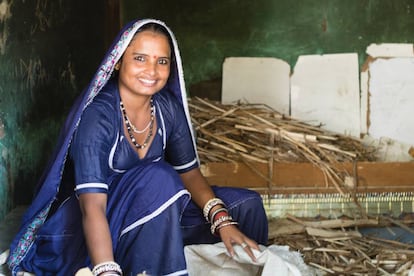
[135,23,174,52]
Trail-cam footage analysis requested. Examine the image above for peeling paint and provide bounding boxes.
[0,0,12,54]
[0,0,12,23]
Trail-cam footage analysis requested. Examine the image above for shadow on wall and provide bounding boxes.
[189,78,222,101]
[0,0,106,221]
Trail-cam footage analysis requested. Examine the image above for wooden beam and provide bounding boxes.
[201,162,414,194]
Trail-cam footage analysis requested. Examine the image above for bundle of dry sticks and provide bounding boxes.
[188,97,376,194]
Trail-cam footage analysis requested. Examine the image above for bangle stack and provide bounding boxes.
[203,198,225,221]
[92,261,123,276]
[203,197,239,235]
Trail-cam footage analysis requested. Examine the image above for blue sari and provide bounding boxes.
[7,19,268,276]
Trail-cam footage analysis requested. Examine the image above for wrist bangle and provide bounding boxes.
[210,215,233,235]
[212,211,228,223]
[209,207,228,224]
[216,221,239,232]
[92,261,122,276]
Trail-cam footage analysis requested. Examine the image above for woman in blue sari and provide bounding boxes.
[7,19,268,276]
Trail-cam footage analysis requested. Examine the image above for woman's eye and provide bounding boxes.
[158,58,169,65]
[134,56,145,62]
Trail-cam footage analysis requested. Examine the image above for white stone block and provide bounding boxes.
[368,57,414,145]
[221,57,290,115]
[290,53,361,137]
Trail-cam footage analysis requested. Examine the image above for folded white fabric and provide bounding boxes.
[184,242,314,276]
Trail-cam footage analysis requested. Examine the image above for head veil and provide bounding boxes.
[8,19,197,269]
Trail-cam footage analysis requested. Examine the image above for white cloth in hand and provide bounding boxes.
[184,242,314,276]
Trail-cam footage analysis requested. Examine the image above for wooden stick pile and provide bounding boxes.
[189,97,376,195]
[269,215,414,275]
[189,97,414,274]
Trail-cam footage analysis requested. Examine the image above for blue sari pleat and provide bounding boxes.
[106,160,190,275]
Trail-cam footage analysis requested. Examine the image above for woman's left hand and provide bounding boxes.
[218,224,259,262]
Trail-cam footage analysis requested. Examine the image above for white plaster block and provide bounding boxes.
[221,57,290,115]
[366,43,414,58]
[368,57,414,145]
[360,70,369,134]
[290,53,360,137]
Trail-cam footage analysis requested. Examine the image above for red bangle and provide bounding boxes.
[213,211,228,222]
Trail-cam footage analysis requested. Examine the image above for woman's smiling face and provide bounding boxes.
[118,30,171,97]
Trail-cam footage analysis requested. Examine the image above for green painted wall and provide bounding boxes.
[0,0,105,220]
[122,0,414,87]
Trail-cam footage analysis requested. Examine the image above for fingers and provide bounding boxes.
[223,237,258,262]
[244,238,260,251]
[238,239,257,262]
[224,241,236,258]
[219,226,259,262]
[241,243,255,261]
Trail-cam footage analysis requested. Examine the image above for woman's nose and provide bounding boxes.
[145,60,157,75]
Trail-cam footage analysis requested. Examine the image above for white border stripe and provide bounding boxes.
[156,101,167,150]
[109,132,126,173]
[120,189,190,237]
[173,158,197,171]
[75,183,108,190]
[164,269,188,276]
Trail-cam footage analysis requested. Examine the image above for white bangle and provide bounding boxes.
[92,261,122,276]
[210,215,233,235]
[216,221,239,232]
[203,198,225,221]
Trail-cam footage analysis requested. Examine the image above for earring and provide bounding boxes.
[114,63,120,71]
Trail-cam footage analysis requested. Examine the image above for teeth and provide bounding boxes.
[140,78,156,85]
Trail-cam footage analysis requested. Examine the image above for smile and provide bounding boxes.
[139,78,157,85]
